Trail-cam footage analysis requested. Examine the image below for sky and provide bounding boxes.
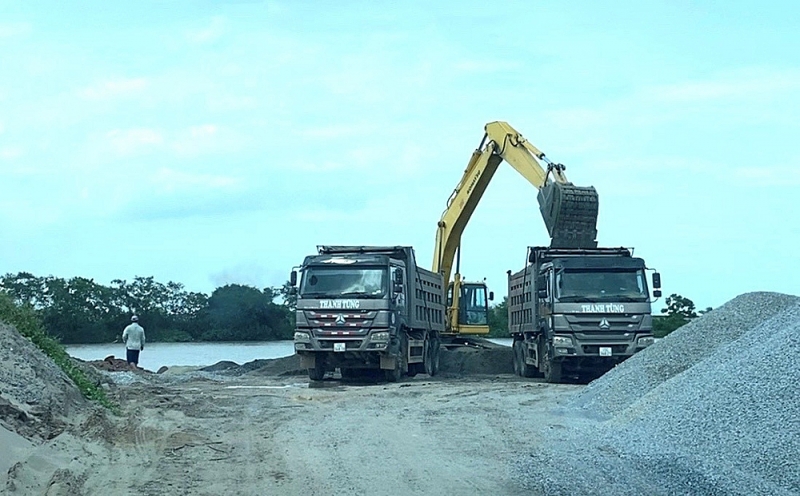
[1,0,798,312]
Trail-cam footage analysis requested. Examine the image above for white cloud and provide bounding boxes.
[300,124,370,139]
[652,69,800,103]
[207,94,257,111]
[452,60,522,73]
[151,168,239,193]
[105,128,164,155]
[0,22,31,38]
[186,16,228,44]
[733,165,800,187]
[0,146,24,160]
[80,78,148,100]
[171,124,247,157]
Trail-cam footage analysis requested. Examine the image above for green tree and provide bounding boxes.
[653,293,712,338]
[488,296,509,338]
[201,284,293,341]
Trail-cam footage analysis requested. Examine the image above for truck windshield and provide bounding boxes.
[556,269,648,302]
[299,267,387,298]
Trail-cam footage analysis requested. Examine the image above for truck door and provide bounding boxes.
[391,265,406,308]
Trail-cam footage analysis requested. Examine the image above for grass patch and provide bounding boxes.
[0,291,119,412]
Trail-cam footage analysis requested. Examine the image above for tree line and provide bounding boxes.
[0,272,294,344]
[0,270,704,344]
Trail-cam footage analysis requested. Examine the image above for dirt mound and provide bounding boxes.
[439,346,513,375]
[0,321,89,441]
[84,355,154,374]
[197,342,514,378]
[516,292,800,495]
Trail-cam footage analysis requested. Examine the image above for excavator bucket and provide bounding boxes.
[537,182,599,249]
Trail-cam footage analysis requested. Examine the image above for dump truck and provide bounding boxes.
[508,246,662,383]
[290,246,445,382]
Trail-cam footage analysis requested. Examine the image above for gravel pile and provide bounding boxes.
[516,292,800,495]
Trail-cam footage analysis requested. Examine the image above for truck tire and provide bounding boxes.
[308,359,326,381]
[423,339,434,376]
[385,334,407,382]
[430,337,440,376]
[542,348,562,383]
[520,343,538,378]
[384,358,402,382]
[512,341,522,376]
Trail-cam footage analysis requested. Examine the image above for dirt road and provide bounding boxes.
[6,370,583,495]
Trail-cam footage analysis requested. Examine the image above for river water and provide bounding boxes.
[65,338,513,370]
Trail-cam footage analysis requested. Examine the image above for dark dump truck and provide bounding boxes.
[290,246,445,382]
[508,246,662,383]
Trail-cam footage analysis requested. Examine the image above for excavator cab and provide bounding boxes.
[446,279,492,335]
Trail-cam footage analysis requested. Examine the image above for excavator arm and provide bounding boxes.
[433,121,599,335]
[486,121,599,249]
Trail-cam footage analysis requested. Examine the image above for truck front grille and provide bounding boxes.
[582,344,628,355]
[318,340,364,350]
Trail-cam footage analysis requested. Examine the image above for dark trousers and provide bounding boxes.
[126,349,140,364]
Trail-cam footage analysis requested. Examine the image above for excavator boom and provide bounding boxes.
[433,121,599,336]
[483,121,599,249]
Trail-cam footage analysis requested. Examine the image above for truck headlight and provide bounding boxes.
[638,336,655,347]
[294,331,311,343]
[371,331,390,342]
[552,335,573,347]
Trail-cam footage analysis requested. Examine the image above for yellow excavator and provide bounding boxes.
[433,120,599,342]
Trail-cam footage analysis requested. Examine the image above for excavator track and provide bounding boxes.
[537,182,599,249]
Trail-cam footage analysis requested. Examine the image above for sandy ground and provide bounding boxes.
[3,368,582,496]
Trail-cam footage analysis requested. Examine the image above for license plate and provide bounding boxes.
[599,347,612,357]
[334,342,346,352]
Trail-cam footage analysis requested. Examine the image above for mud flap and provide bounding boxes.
[299,354,315,368]
[380,355,396,370]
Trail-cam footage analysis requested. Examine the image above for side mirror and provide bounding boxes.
[652,272,661,289]
[653,289,662,298]
[489,291,494,301]
[528,250,536,264]
[394,270,403,284]
[393,283,403,294]
[537,289,548,299]
[290,270,298,286]
[289,286,298,296]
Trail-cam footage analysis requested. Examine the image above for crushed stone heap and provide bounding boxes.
[517,291,800,496]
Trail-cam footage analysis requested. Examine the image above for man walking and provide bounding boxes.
[122,315,146,370]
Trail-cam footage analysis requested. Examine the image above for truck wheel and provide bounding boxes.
[423,341,434,376]
[308,360,326,381]
[430,338,440,376]
[519,341,539,378]
[542,348,562,383]
[384,358,402,382]
[385,334,407,382]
